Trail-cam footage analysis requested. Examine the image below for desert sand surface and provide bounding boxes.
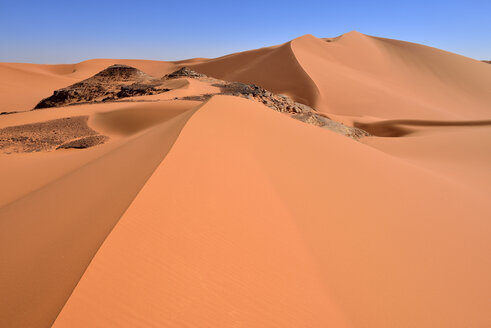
[0,32,490,328]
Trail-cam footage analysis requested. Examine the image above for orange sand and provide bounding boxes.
[1,32,490,328]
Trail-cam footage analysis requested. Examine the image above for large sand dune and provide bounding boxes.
[0,32,490,328]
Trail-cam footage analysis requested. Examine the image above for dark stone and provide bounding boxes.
[163,67,206,79]
[56,135,108,149]
[33,64,167,109]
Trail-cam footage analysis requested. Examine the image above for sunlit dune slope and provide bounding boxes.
[292,32,491,119]
[53,96,491,328]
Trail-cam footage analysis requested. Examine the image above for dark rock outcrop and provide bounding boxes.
[34,64,169,109]
[31,65,370,140]
[208,81,369,139]
[56,135,108,149]
[116,83,170,98]
[213,82,311,114]
[163,67,205,79]
[0,116,108,153]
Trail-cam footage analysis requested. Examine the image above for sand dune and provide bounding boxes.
[363,124,491,193]
[52,96,491,328]
[189,41,320,107]
[0,59,179,113]
[354,118,491,137]
[0,102,199,327]
[189,32,491,121]
[0,32,490,328]
[292,32,491,119]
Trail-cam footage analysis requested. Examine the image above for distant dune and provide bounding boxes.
[1,31,490,328]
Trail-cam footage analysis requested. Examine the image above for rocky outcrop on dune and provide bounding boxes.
[34,64,170,109]
[187,39,320,108]
[163,66,205,79]
[212,81,369,138]
[56,135,109,150]
[213,82,300,110]
[212,82,308,112]
[0,116,108,153]
[168,68,369,139]
[31,65,369,140]
[483,60,491,64]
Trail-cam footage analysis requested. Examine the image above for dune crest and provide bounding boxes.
[189,39,320,107]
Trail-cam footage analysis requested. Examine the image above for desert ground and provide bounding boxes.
[1,31,490,328]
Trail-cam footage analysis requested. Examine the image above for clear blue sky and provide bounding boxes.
[1,0,490,63]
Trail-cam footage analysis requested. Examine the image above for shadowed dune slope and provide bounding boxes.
[0,101,197,206]
[189,41,320,107]
[53,96,491,328]
[363,125,491,194]
[354,118,491,137]
[0,103,199,328]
